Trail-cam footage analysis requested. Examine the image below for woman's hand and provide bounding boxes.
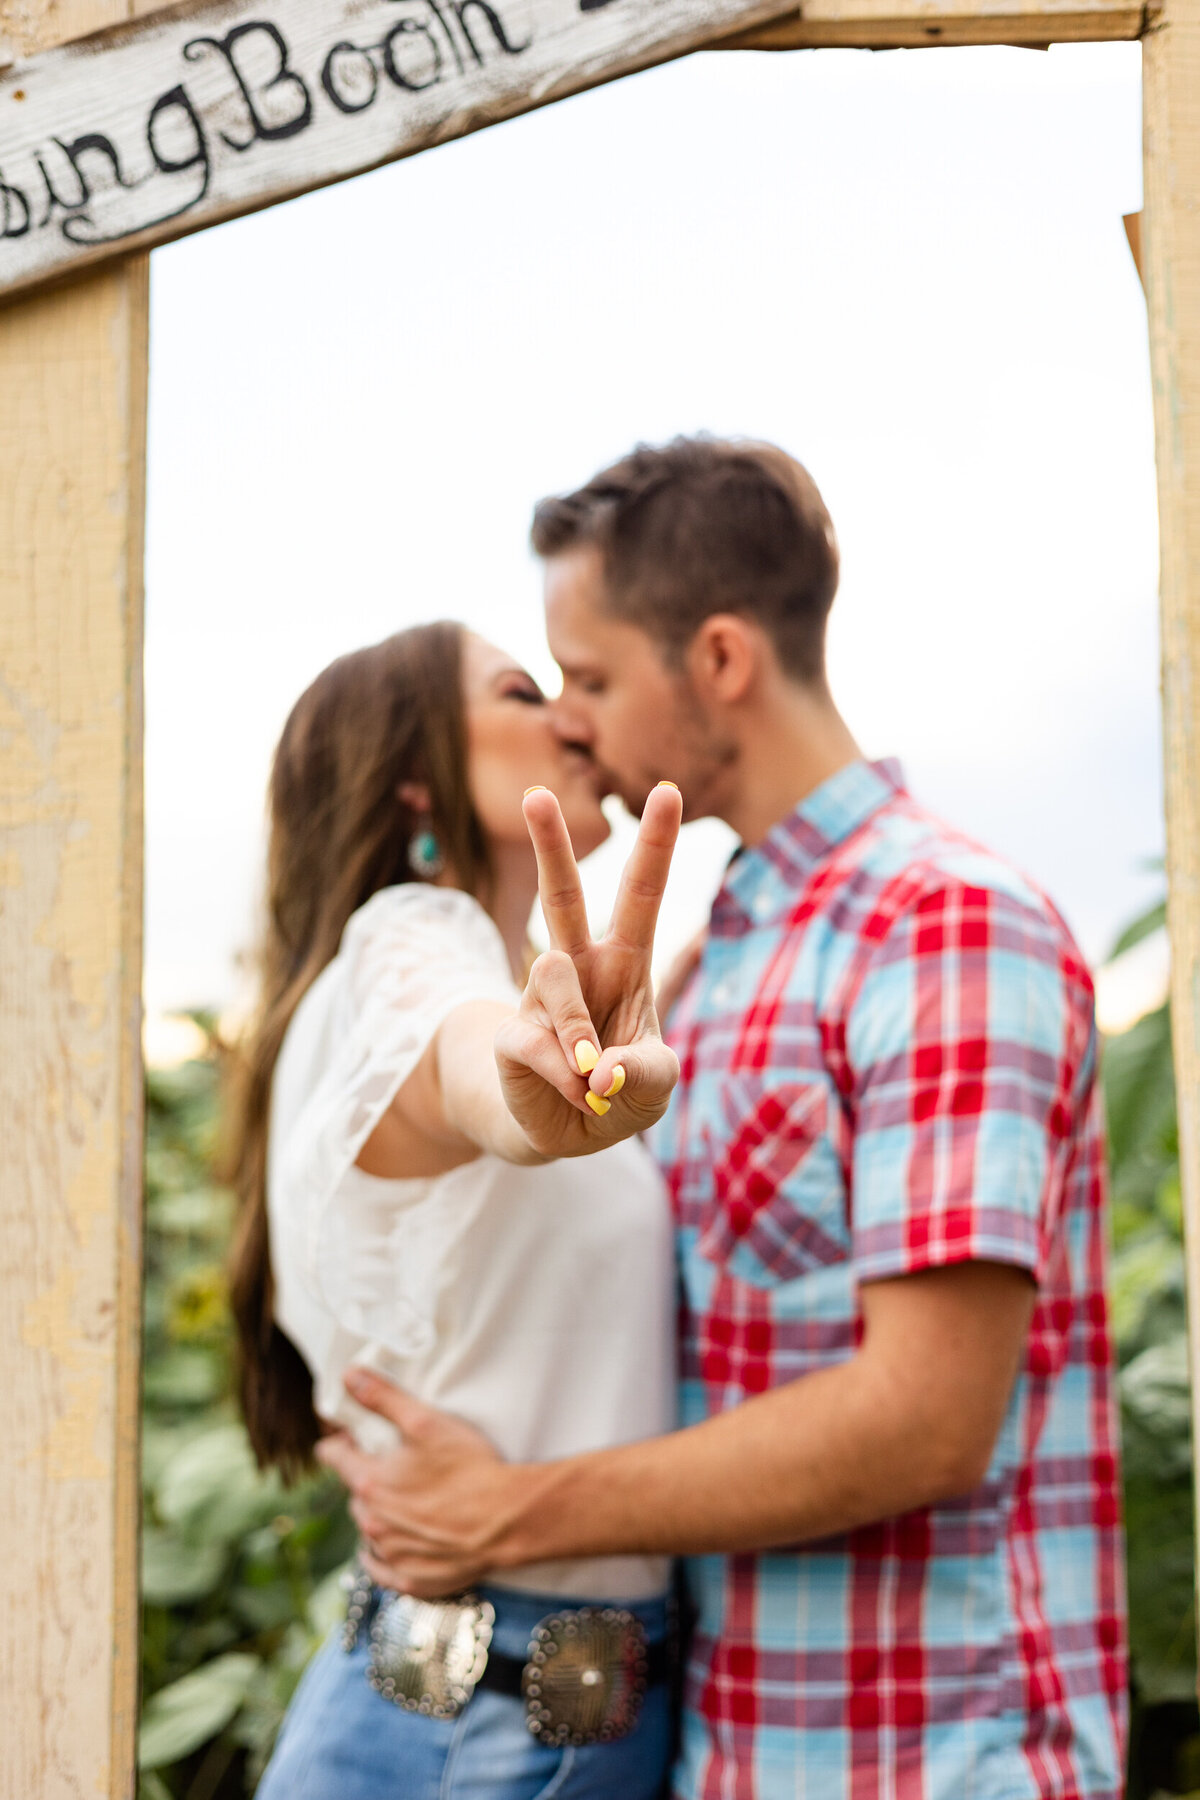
[493,782,683,1158]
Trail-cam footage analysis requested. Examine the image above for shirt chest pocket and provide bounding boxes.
[697,1072,850,1288]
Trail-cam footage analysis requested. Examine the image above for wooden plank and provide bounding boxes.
[719,0,1145,46]
[1143,0,1200,1689]
[0,0,1155,304]
[0,0,805,303]
[0,0,153,1789]
[0,265,148,1799]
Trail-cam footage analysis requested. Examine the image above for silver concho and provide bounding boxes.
[521,1607,649,1746]
[367,1592,495,1718]
[340,1561,374,1652]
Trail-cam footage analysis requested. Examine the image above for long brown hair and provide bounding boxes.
[224,621,490,1477]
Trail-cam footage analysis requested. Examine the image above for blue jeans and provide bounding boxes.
[256,1586,672,1799]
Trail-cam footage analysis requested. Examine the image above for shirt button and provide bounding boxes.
[752,894,773,921]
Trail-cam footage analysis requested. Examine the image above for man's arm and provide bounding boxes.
[320,1258,1034,1595]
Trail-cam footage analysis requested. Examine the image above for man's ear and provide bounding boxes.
[686,614,760,706]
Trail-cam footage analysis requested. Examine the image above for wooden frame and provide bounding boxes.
[0,0,1150,303]
[1,0,1195,1791]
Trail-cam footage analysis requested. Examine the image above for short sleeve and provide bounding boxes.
[270,885,520,1338]
[845,881,1093,1287]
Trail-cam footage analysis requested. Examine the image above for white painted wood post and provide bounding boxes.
[1143,0,1200,1687]
[0,10,154,1797]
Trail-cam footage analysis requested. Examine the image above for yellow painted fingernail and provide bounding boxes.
[574,1041,600,1075]
[603,1065,626,1099]
[657,780,679,790]
[525,786,546,797]
[585,1092,611,1116]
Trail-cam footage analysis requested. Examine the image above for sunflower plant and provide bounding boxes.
[139,1040,355,1800]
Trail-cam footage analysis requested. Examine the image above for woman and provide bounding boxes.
[225,621,683,1800]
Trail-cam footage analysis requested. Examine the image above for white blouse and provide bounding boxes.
[267,883,675,1601]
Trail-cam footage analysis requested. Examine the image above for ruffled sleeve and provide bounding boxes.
[269,884,520,1350]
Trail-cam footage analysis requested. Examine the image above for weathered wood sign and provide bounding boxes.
[0,0,793,300]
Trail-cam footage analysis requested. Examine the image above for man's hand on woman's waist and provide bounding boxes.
[317,1262,1036,1599]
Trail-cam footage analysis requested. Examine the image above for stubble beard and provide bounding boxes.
[609,700,738,823]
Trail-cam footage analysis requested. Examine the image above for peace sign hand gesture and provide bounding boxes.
[494,781,683,1158]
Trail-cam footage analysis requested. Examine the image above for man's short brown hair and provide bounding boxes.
[531,436,840,683]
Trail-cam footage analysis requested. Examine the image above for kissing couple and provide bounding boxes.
[227,435,1127,1800]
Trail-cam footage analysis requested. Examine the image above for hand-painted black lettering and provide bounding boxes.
[579,0,621,8]
[37,135,133,229]
[57,134,137,193]
[35,151,86,229]
[182,36,256,150]
[38,132,139,230]
[320,40,380,113]
[0,167,30,239]
[129,83,210,227]
[53,83,211,245]
[184,22,312,149]
[422,0,467,76]
[146,85,210,192]
[1,0,544,269]
[451,1,531,60]
[381,18,444,91]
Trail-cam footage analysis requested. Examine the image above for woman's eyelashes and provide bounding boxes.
[503,682,546,705]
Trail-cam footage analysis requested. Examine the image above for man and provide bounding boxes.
[319,437,1127,1799]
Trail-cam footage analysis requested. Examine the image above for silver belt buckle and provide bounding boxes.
[522,1607,649,1746]
[367,1592,495,1718]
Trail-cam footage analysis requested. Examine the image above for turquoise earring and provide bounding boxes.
[408,828,444,878]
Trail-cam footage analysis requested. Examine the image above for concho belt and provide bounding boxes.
[341,1565,667,1746]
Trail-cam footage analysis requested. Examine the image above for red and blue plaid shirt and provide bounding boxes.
[652,758,1127,1800]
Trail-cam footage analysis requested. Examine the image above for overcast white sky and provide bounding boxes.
[144,36,1164,1046]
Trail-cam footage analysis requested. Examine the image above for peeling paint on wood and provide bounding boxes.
[1141,0,1200,1702]
[0,252,148,1794]
[0,11,153,1796]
